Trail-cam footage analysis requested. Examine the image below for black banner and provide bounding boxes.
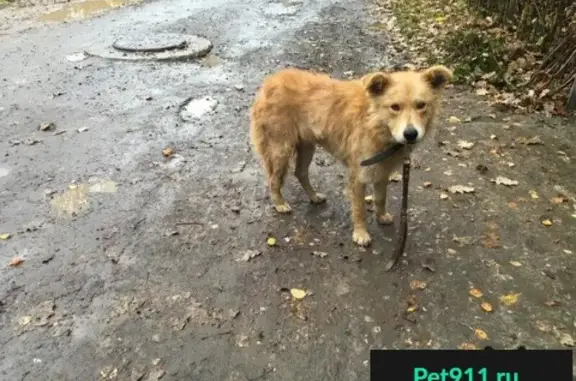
[370,349,573,381]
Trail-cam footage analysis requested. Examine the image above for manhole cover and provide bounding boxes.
[113,34,188,53]
[85,34,213,62]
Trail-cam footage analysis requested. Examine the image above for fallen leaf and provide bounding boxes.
[518,136,543,145]
[448,185,475,194]
[312,251,328,258]
[508,201,518,209]
[500,293,521,306]
[558,333,574,347]
[77,127,89,133]
[448,116,461,124]
[0,233,11,240]
[457,140,475,150]
[469,289,483,298]
[541,218,553,227]
[423,181,432,188]
[364,195,374,204]
[544,300,560,307]
[237,250,261,262]
[403,294,420,314]
[410,280,427,290]
[482,231,501,249]
[266,237,277,246]
[551,195,567,204]
[509,261,522,267]
[493,176,519,186]
[8,257,24,267]
[39,122,55,131]
[459,342,477,350]
[290,288,306,300]
[162,147,174,157]
[406,305,419,313]
[474,328,488,340]
[440,193,449,200]
[480,302,493,312]
[389,172,402,182]
[475,88,489,96]
[18,316,32,326]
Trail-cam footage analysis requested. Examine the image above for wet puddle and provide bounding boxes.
[0,163,11,178]
[50,179,117,216]
[39,0,141,22]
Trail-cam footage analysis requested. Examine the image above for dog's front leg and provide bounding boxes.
[348,176,371,246]
[373,179,393,225]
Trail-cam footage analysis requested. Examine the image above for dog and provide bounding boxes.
[249,65,453,246]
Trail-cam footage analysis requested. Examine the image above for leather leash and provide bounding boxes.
[360,143,410,271]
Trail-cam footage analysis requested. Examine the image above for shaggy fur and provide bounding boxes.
[249,65,453,246]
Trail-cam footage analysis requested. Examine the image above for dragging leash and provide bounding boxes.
[361,143,411,272]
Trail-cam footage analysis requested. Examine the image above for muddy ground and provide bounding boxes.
[0,0,575,380]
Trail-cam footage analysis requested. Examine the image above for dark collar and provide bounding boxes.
[360,143,404,167]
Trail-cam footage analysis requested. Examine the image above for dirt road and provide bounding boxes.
[1,0,575,380]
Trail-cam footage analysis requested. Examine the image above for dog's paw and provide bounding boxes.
[274,203,292,214]
[310,192,327,204]
[377,213,393,225]
[352,229,372,247]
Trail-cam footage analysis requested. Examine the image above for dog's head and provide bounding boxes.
[361,65,453,144]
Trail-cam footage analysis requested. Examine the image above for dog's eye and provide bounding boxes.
[415,101,426,110]
[390,104,401,112]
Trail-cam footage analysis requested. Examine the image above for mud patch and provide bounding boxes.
[50,179,117,216]
[38,0,140,22]
[277,4,399,75]
[0,163,11,178]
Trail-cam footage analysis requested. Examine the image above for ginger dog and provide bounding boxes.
[250,65,452,246]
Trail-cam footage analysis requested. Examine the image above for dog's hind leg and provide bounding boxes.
[263,149,293,214]
[294,143,327,204]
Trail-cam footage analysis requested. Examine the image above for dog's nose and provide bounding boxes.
[403,126,418,142]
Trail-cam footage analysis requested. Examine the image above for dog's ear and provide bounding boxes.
[362,72,391,96]
[421,65,453,89]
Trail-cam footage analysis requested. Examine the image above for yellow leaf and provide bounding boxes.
[0,233,11,240]
[480,302,493,312]
[528,190,539,199]
[469,288,483,298]
[448,116,461,124]
[500,293,521,306]
[266,237,277,246]
[162,147,174,157]
[290,288,306,300]
[410,280,427,290]
[8,256,24,267]
[406,305,419,313]
[551,195,567,204]
[459,342,477,350]
[474,328,488,340]
[434,16,446,24]
[541,219,553,227]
